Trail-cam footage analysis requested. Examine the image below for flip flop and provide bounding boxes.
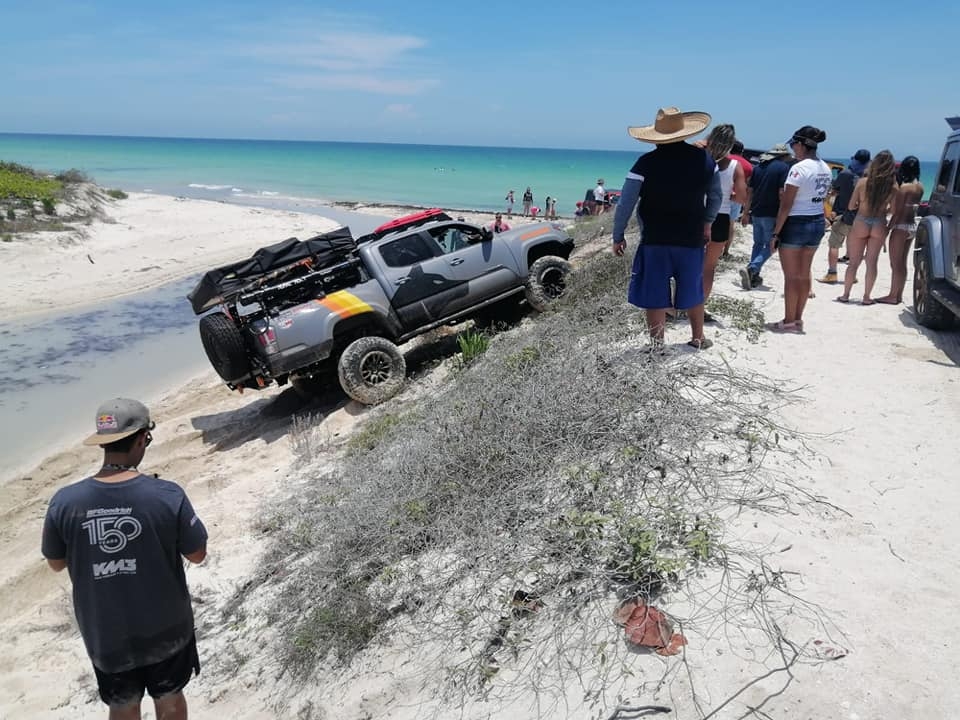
[875,297,900,305]
[766,320,803,333]
[687,338,714,350]
[835,296,850,304]
[861,299,876,306]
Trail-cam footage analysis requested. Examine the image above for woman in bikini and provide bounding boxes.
[876,156,924,304]
[837,150,898,305]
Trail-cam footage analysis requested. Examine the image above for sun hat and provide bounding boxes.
[83,398,155,446]
[628,107,712,144]
[759,142,792,161]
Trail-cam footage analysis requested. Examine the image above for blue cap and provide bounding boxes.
[852,149,871,163]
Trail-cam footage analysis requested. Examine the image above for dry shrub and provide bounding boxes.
[241,238,837,717]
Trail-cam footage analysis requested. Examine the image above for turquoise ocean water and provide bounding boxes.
[0,133,941,216]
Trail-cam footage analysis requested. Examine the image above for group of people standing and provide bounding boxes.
[504,187,557,219]
[612,106,924,346]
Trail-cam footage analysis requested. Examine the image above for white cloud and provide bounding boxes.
[240,23,435,96]
[271,73,436,96]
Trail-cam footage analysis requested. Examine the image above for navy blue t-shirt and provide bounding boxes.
[630,142,717,248]
[749,158,791,218]
[42,474,208,672]
[832,169,859,224]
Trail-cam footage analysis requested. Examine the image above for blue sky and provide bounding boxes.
[2,0,958,158]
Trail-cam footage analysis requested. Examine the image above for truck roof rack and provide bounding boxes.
[357,208,452,244]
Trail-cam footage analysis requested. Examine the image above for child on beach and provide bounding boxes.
[505,190,515,217]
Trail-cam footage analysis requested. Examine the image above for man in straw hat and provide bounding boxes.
[42,398,208,720]
[613,106,722,350]
[740,142,793,290]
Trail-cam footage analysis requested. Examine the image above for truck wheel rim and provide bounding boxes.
[541,268,566,298]
[361,351,393,385]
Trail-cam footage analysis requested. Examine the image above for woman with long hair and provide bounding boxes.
[703,124,747,308]
[876,156,924,304]
[837,150,898,304]
[768,126,832,332]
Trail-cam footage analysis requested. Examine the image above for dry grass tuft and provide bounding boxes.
[231,221,839,717]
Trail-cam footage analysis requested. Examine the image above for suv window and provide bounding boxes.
[936,140,959,194]
[379,234,437,268]
[429,225,485,253]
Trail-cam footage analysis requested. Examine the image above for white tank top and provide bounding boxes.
[718,161,736,214]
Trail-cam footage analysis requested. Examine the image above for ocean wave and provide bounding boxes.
[188,183,232,190]
[259,190,280,196]
[231,188,244,193]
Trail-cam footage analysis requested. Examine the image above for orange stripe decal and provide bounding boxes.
[318,291,373,319]
[519,227,551,241]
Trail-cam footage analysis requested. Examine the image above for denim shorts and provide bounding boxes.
[780,214,825,249]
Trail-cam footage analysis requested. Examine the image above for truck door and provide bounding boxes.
[374,232,470,328]
[426,224,522,303]
[949,143,960,283]
[933,140,960,282]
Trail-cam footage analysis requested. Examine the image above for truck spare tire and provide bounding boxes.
[199,312,251,383]
[525,255,571,312]
[338,336,406,405]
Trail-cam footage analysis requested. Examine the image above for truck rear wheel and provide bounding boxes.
[199,312,251,383]
[338,336,406,405]
[525,255,571,312]
[913,244,956,330]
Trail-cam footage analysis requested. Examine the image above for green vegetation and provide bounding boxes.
[456,329,489,365]
[0,162,61,203]
[0,161,105,235]
[106,188,128,199]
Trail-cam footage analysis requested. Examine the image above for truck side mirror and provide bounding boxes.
[481,227,493,242]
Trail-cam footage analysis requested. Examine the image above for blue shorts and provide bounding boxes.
[779,214,826,249]
[628,244,705,310]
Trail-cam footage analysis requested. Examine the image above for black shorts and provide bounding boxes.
[710,213,731,243]
[93,634,200,707]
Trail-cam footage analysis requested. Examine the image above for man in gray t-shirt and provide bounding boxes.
[41,398,208,719]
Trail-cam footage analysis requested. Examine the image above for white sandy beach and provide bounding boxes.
[1,195,958,719]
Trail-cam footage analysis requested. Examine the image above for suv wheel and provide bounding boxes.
[199,312,251,383]
[913,244,956,330]
[525,255,571,312]
[337,336,406,405]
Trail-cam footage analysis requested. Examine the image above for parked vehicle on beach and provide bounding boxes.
[913,117,960,329]
[188,209,575,404]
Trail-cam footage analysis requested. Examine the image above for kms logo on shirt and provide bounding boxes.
[82,507,142,579]
[812,171,832,204]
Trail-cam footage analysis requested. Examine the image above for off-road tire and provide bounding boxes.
[913,243,956,330]
[525,255,571,312]
[337,336,406,405]
[199,312,251,383]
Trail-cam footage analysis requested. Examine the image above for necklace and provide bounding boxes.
[101,463,138,472]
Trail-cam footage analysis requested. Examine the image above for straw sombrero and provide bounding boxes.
[628,107,711,144]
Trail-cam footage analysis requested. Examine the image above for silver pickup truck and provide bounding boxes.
[914,117,960,329]
[188,209,574,404]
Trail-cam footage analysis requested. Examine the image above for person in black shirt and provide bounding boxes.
[613,107,722,350]
[818,148,870,283]
[42,398,208,720]
[740,143,793,289]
